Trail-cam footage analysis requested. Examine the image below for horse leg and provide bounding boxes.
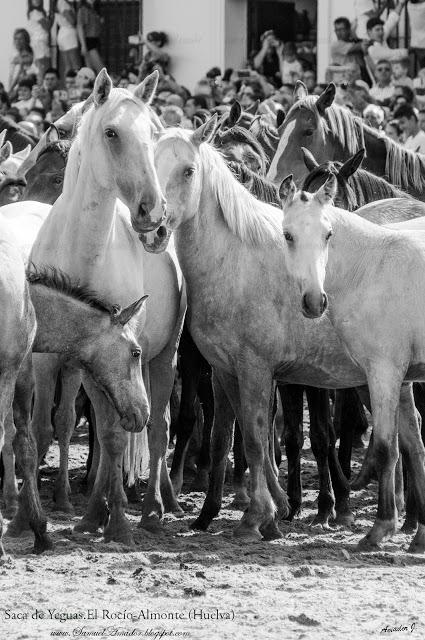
[8,356,52,553]
[231,420,250,510]
[336,389,359,479]
[397,384,425,552]
[32,354,62,462]
[327,409,353,527]
[191,368,235,531]
[357,368,401,550]
[279,384,304,520]
[85,403,99,491]
[53,365,82,513]
[192,362,214,493]
[170,326,203,495]
[2,414,18,518]
[140,351,181,531]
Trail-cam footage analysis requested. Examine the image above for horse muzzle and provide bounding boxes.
[119,411,150,433]
[139,224,172,253]
[301,291,328,319]
[131,200,167,233]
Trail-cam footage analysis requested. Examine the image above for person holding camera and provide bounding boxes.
[253,30,281,85]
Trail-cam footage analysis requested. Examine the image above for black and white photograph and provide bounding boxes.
[1,1,425,639]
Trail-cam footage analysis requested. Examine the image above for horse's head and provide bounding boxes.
[77,69,166,233]
[140,117,217,253]
[23,138,71,205]
[268,82,336,187]
[214,122,267,175]
[280,173,337,318]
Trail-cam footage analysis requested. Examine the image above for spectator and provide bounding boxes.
[414,67,425,108]
[46,97,69,122]
[363,103,385,129]
[353,0,391,40]
[166,93,185,109]
[51,0,81,75]
[407,0,425,73]
[0,91,11,116]
[365,1,408,69]
[302,70,316,93]
[27,0,51,83]
[8,28,36,94]
[369,59,395,106]
[34,67,60,113]
[77,0,103,73]
[252,30,281,86]
[139,31,170,79]
[331,17,371,86]
[419,108,425,132]
[64,69,80,103]
[75,66,95,95]
[26,106,46,137]
[12,78,43,118]
[392,84,415,108]
[161,105,183,127]
[391,58,414,89]
[393,103,425,152]
[278,42,303,84]
[385,118,402,142]
[350,82,374,117]
[238,80,265,110]
[0,111,35,150]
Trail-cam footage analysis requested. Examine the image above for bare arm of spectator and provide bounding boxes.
[253,34,273,71]
[384,0,407,39]
[77,8,88,57]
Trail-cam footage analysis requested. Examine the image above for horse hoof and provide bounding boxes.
[53,501,75,515]
[233,526,262,542]
[33,535,54,554]
[104,530,135,547]
[260,520,283,541]
[334,512,355,528]
[408,540,425,554]
[190,517,210,532]
[401,520,418,535]
[138,515,163,533]
[356,536,380,552]
[74,519,102,534]
[3,503,19,520]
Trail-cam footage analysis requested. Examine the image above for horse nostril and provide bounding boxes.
[302,293,310,313]
[138,203,148,218]
[322,293,328,312]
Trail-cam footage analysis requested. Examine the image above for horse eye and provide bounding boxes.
[326,230,333,241]
[304,129,314,137]
[132,349,141,359]
[284,231,294,243]
[54,176,63,184]
[183,167,194,178]
[57,128,67,139]
[105,128,117,139]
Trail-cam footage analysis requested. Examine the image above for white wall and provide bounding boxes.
[144,0,226,92]
[1,0,28,89]
[225,0,247,72]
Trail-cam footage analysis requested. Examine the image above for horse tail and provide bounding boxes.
[124,430,150,487]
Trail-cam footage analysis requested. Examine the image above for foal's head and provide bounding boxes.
[280,174,337,319]
[75,68,166,233]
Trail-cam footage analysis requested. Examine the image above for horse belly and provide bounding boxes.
[275,358,366,389]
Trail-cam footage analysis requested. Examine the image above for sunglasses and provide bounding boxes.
[376,67,391,72]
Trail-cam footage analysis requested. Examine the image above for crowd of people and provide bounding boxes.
[2,0,425,156]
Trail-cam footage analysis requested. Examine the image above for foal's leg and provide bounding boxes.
[397,384,425,553]
[231,421,250,510]
[32,354,62,461]
[53,364,82,512]
[191,369,236,531]
[357,368,401,550]
[2,414,18,518]
[9,356,52,553]
[279,384,304,520]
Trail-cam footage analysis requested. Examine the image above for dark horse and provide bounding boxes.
[22,138,71,205]
[268,81,425,201]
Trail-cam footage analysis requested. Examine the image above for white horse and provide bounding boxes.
[280,175,425,551]
[27,69,185,545]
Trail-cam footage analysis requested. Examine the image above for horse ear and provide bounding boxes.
[133,70,159,104]
[228,101,242,126]
[301,147,319,171]
[192,114,218,146]
[245,99,260,115]
[279,174,296,206]
[0,141,13,163]
[294,80,308,102]
[339,148,365,179]
[93,68,112,107]
[14,144,32,161]
[316,83,336,114]
[276,109,286,130]
[46,124,59,143]
[116,295,149,326]
[314,175,337,205]
[0,130,6,149]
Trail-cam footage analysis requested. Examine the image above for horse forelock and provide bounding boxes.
[37,139,72,162]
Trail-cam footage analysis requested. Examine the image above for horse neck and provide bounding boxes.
[361,127,387,177]
[30,284,101,354]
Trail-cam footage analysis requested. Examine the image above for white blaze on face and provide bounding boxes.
[267,119,296,184]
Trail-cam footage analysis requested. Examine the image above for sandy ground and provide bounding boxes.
[2,419,425,640]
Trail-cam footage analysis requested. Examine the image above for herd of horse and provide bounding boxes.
[2,69,425,558]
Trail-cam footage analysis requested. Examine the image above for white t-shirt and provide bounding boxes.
[54,0,78,52]
[280,59,303,84]
[368,11,408,66]
[354,0,375,40]
[404,129,425,154]
[28,10,49,60]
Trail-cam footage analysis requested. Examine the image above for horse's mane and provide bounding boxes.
[303,160,410,211]
[214,124,268,173]
[291,95,425,192]
[227,161,280,205]
[37,139,72,162]
[198,141,282,247]
[27,264,112,314]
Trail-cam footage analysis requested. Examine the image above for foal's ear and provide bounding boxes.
[279,174,296,206]
[192,114,218,146]
[46,124,60,143]
[316,83,336,114]
[93,68,112,106]
[0,140,13,163]
[0,130,6,149]
[294,80,308,102]
[134,70,159,104]
[14,144,31,161]
[301,147,319,171]
[276,109,286,131]
[314,175,337,205]
[116,295,149,326]
[228,101,242,127]
[339,148,365,179]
